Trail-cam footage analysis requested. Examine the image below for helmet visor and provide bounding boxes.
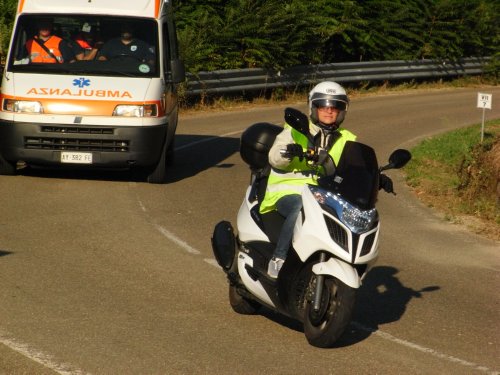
[312,98,347,111]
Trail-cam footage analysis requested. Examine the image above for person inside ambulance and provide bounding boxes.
[25,19,76,63]
[98,23,155,64]
[72,23,104,61]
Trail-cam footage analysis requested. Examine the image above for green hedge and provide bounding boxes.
[1,0,498,73]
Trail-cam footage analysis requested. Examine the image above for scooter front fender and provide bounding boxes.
[312,258,361,289]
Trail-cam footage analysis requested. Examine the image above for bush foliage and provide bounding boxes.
[173,0,499,72]
[0,0,16,60]
[1,0,499,72]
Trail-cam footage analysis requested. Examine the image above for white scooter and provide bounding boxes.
[212,108,411,347]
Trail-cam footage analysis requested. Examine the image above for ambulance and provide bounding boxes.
[0,0,185,183]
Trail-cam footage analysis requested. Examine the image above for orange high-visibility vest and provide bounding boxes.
[26,36,64,63]
[74,35,92,50]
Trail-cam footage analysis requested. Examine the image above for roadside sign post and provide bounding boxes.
[477,93,492,143]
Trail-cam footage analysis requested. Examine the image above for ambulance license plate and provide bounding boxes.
[61,151,93,164]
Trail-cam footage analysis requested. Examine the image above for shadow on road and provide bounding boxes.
[166,134,240,183]
[334,265,440,348]
[10,134,240,184]
[240,266,440,348]
[0,250,12,257]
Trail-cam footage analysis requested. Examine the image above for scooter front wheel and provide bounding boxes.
[304,277,356,348]
[229,284,261,315]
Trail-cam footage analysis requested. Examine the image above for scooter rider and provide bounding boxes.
[260,81,357,278]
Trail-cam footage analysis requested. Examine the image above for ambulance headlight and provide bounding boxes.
[3,99,43,113]
[113,104,157,117]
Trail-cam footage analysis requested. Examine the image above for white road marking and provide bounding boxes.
[0,332,89,375]
[175,130,243,151]
[154,224,201,255]
[136,198,200,255]
[204,258,220,268]
[138,199,147,212]
[352,322,498,374]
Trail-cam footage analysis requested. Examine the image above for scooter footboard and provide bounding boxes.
[312,258,361,289]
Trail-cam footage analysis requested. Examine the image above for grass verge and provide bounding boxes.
[404,119,500,241]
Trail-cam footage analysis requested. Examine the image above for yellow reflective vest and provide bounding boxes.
[259,124,356,214]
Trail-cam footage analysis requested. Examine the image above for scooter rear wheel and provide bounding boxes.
[229,284,261,315]
[304,277,356,348]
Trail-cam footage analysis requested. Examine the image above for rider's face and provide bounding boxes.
[317,106,340,125]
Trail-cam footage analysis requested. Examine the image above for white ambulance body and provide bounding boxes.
[0,0,185,183]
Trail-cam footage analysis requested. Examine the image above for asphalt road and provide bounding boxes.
[0,87,499,375]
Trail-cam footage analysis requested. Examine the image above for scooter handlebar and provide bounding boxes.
[280,145,319,163]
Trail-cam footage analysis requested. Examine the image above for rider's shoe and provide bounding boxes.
[267,257,284,279]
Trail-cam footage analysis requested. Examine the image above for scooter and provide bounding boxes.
[212,108,411,347]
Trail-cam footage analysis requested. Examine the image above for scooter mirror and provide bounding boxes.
[284,108,310,138]
[389,149,412,169]
[380,149,412,171]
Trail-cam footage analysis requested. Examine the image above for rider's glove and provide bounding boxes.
[379,174,395,194]
[283,143,304,161]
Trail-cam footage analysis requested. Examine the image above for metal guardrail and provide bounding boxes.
[0,57,491,96]
[185,57,491,95]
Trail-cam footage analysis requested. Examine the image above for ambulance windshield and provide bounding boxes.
[8,14,159,78]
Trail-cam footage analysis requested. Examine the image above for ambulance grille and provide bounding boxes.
[41,126,114,135]
[24,137,129,152]
[323,215,349,252]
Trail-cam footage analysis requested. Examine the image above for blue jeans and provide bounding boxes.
[273,194,303,260]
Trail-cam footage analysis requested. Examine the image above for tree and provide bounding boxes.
[175,0,319,71]
[0,0,17,60]
[421,0,499,59]
[0,0,497,71]
[174,2,224,72]
[214,0,312,69]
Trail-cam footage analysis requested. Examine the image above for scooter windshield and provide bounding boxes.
[318,141,379,210]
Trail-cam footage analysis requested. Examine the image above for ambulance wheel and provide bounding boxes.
[147,139,169,184]
[0,155,16,176]
[147,159,166,184]
[229,284,260,315]
[166,138,175,166]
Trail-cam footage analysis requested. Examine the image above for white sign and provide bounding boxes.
[477,92,492,109]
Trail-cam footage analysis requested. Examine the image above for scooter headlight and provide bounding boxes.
[341,203,378,233]
[309,185,378,233]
